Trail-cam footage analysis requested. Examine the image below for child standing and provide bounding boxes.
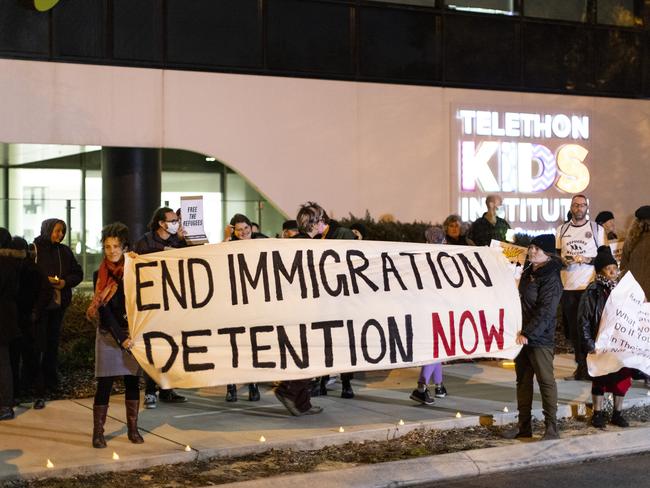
[579,245,633,428]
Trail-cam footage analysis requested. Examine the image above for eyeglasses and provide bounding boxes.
[165,219,180,223]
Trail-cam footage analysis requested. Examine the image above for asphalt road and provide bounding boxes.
[426,452,650,488]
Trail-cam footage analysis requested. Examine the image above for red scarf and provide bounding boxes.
[86,257,124,321]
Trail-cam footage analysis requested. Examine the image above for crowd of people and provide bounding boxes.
[0,195,649,448]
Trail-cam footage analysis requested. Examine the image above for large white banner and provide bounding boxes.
[588,272,650,377]
[125,240,522,388]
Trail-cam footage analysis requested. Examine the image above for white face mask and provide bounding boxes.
[166,222,180,235]
[496,206,506,219]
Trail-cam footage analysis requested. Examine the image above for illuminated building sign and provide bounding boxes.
[454,108,591,233]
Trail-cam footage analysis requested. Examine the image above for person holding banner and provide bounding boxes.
[620,205,650,389]
[507,234,563,440]
[133,207,188,409]
[579,245,633,428]
[86,223,144,448]
[224,213,266,402]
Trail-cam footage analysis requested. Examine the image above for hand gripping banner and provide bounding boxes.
[124,239,522,388]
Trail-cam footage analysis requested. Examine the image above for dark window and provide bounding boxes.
[597,0,639,27]
[444,15,519,86]
[52,0,106,59]
[594,28,641,93]
[359,7,439,81]
[112,0,163,62]
[166,0,261,68]
[523,22,593,91]
[0,0,50,55]
[524,0,588,23]
[445,0,517,16]
[267,0,352,74]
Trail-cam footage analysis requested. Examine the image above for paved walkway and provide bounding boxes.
[1,354,649,481]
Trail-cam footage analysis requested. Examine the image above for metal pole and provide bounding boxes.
[65,199,73,248]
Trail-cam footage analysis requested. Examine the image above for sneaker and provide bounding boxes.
[409,388,434,405]
[299,406,323,416]
[0,407,15,421]
[226,384,237,402]
[144,393,157,409]
[248,383,260,402]
[611,410,629,428]
[33,398,46,410]
[159,389,187,403]
[434,384,448,398]
[591,410,607,429]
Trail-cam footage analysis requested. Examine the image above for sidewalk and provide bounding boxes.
[1,354,649,481]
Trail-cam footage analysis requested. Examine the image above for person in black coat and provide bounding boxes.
[0,228,21,420]
[9,237,52,410]
[507,234,563,440]
[132,207,188,409]
[33,218,83,392]
[579,246,633,429]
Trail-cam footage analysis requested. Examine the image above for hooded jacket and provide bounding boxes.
[33,218,84,309]
[518,256,563,348]
[133,230,187,254]
[0,247,24,345]
[578,279,612,354]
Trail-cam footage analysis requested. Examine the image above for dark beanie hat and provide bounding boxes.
[530,234,556,255]
[282,220,298,231]
[635,205,650,220]
[595,211,614,225]
[594,245,617,273]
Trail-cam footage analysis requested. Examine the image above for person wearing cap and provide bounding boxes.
[556,195,605,381]
[506,234,563,440]
[579,246,633,428]
[281,220,299,239]
[350,222,368,240]
[595,211,617,241]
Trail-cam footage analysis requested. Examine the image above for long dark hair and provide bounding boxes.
[148,207,174,233]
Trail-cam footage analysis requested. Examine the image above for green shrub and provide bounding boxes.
[60,290,95,372]
[339,211,433,243]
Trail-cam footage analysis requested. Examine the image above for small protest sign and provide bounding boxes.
[180,195,208,245]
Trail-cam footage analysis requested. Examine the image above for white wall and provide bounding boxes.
[1,58,649,229]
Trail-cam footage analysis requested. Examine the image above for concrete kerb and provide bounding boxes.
[221,426,650,488]
[9,395,650,481]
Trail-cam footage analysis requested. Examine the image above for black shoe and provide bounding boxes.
[434,384,448,398]
[226,384,237,402]
[409,389,434,405]
[502,427,532,439]
[0,407,15,421]
[341,384,354,399]
[248,383,260,402]
[159,390,187,403]
[591,410,607,429]
[611,410,629,428]
[33,398,45,410]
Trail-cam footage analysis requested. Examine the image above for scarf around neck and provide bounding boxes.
[86,257,124,321]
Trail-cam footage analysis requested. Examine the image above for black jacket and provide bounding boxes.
[518,257,563,347]
[321,220,355,240]
[93,270,129,346]
[16,256,52,351]
[133,231,187,255]
[33,218,84,309]
[0,248,23,345]
[578,280,611,354]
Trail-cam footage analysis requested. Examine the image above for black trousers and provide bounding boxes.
[42,307,65,390]
[276,379,312,413]
[10,335,46,398]
[94,375,140,405]
[0,345,13,408]
[561,290,586,364]
[515,346,558,425]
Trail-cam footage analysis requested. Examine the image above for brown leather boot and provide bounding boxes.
[125,400,144,444]
[92,404,109,448]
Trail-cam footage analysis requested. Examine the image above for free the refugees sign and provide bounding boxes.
[124,240,523,388]
[588,272,650,377]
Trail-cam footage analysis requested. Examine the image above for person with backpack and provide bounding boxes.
[555,195,604,381]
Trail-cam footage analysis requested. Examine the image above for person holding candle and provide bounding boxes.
[33,218,83,394]
[87,222,143,448]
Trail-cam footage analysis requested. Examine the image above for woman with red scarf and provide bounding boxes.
[86,223,143,449]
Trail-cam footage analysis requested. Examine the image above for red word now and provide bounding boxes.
[432,309,505,358]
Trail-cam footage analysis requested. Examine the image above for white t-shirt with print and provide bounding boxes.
[555,220,605,290]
